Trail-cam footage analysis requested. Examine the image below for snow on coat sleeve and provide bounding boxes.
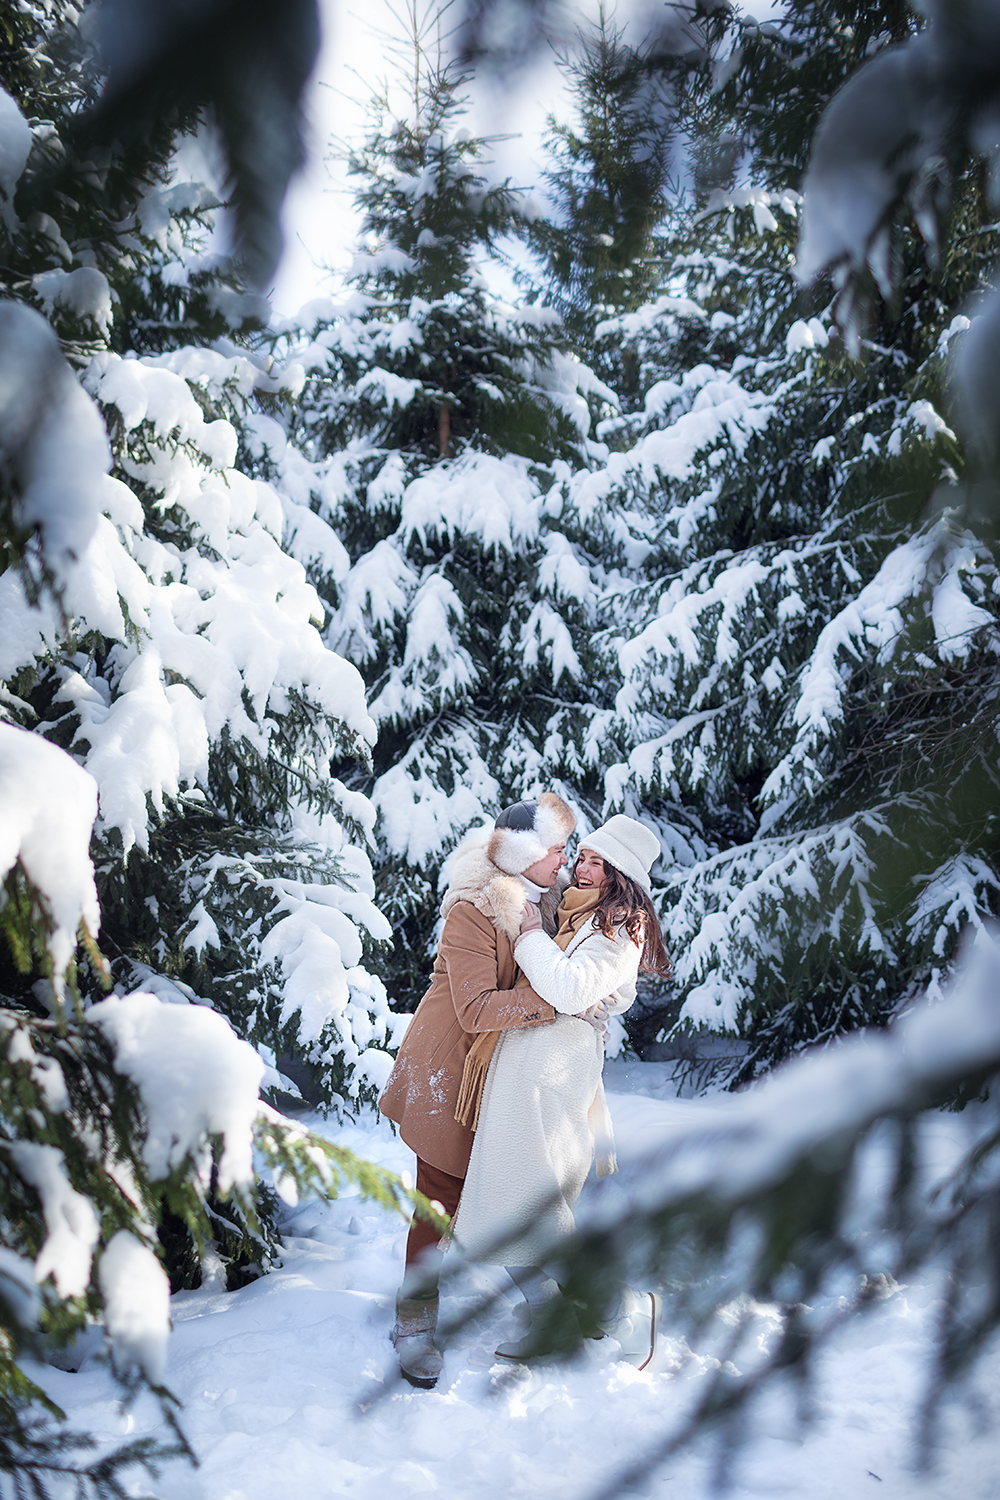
[513,925,640,1015]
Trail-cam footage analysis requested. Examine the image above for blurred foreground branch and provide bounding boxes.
[434,930,1000,1493]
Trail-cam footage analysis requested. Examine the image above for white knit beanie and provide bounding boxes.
[579,815,659,893]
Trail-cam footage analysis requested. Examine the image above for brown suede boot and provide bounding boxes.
[392,1294,443,1389]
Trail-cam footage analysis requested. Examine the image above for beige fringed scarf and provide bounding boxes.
[454,885,603,1130]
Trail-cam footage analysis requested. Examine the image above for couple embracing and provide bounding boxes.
[379,793,670,1388]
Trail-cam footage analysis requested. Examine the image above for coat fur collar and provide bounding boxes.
[441,834,564,942]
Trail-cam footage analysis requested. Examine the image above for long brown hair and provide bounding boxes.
[575,858,672,979]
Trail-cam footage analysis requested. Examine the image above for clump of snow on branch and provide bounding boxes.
[0,723,100,986]
[87,991,263,1192]
[0,302,111,576]
[3,1018,70,1112]
[0,85,31,225]
[98,1231,171,1384]
[260,852,397,1086]
[666,817,887,1031]
[32,267,114,339]
[399,452,542,555]
[0,1248,40,1330]
[698,183,801,237]
[576,363,774,525]
[6,1141,99,1298]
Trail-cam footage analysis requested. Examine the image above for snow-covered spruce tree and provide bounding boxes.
[0,730,417,1494]
[0,8,431,1491]
[501,14,701,1051]
[567,0,1000,1078]
[494,6,1000,1470]
[269,19,614,1008]
[0,1,398,1115]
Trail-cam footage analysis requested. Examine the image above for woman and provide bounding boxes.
[451,814,671,1365]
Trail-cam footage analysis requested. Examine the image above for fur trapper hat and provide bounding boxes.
[486,792,576,875]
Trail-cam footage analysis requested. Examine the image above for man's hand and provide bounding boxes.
[519,902,543,936]
[578,1000,610,1035]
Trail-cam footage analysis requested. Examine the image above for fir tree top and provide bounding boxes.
[525,5,680,335]
[345,0,521,303]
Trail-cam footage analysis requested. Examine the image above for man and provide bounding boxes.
[379,792,576,1387]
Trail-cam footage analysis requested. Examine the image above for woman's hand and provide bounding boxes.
[519,902,544,936]
[578,1000,610,1035]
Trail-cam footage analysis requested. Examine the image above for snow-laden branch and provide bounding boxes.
[0,723,100,989]
[604,928,1000,1214]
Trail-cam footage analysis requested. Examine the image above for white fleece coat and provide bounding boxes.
[450,914,641,1266]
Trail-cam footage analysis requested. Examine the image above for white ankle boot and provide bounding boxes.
[495,1317,544,1361]
[495,1301,580,1361]
[496,1267,575,1361]
[603,1288,662,1370]
[393,1294,444,1388]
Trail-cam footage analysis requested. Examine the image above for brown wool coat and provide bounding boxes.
[379,840,560,1178]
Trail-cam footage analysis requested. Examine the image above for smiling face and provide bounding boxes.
[522,842,568,888]
[574,847,607,889]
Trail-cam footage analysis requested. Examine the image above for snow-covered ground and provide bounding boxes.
[28,1065,1000,1499]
